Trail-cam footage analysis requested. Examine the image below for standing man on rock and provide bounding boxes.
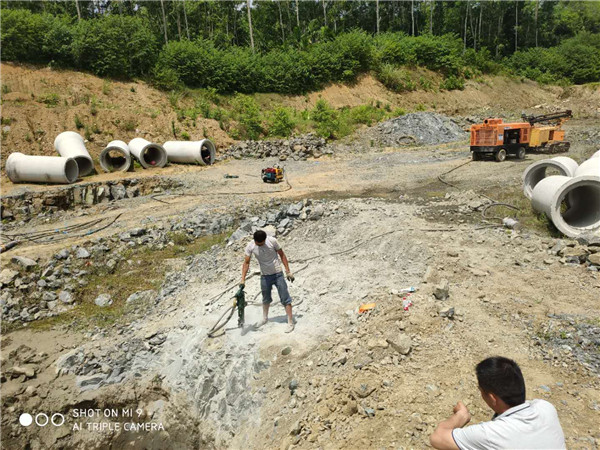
[241,230,295,333]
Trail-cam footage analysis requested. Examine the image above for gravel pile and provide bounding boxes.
[369,112,467,147]
[222,134,332,161]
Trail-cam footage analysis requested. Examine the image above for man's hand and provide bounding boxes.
[286,272,294,283]
[452,401,471,427]
[430,402,471,450]
[239,282,245,289]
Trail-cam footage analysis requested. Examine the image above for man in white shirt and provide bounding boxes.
[430,356,566,450]
[241,230,295,333]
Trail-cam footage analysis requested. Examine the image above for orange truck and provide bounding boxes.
[470,110,572,162]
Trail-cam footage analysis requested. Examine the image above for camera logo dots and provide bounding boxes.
[19,413,33,427]
[19,412,65,427]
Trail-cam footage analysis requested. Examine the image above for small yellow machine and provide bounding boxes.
[261,166,284,183]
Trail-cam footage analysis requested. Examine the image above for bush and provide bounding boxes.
[74,114,84,130]
[346,104,387,126]
[375,64,417,92]
[312,99,339,139]
[439,75,465,91]
[39,93,60,107]
[71,15,159,78]
[1,10,74,64]
[232,94,262,139]
[268,107,296,137]
[507,33,600,84]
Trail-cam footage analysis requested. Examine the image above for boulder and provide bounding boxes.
[94,294,113,307]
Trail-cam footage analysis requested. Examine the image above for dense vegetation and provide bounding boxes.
[1,1,600,93]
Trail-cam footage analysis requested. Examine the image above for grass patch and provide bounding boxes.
[28,232,229,332]
[121,118,137,132]
[481,185,561,237]
[38,92,60,107]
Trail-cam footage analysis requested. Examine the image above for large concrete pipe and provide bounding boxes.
[163,139,216,166]
[6,153,79,184]
[99,140,132,173]
[591,149,600,159]
[531,175,600,238]
[575,157,600,177]
[128,138,167,169]
[54,131,95,176]
[522,157,578,200]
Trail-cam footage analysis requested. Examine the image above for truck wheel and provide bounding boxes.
[495,149,507,162]
[517,147,526,159]
[472,152,480,161]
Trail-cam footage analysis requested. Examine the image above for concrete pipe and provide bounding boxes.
[591,150,600,159]
[128,138,167,169]
[163,139,216,166]
[54,131,95,177]
[531,175,600,238]
[575,157,600,177]
[99,140,132,173]
[522,157,578,200]
[6,152,79,184]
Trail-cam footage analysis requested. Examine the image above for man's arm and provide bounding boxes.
[430,402,471,450]
[241,255,251,285]
[277,249,291,274]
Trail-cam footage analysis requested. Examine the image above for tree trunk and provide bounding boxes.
[496,6,503,58]
[515,1,518,52]
[469,2,475,50]
[277,1,285,43]
[322,0,327,27]
[247,0,255,53]
[478,3,482,49]
[160,0,168,44]
[411,0,415,36]
[376,0,380,34]
[295,0,300,29]
[430,0,433,34]
[535,0,539,47]
[75,0,81,21]
[176,2,182,41]
[463,2,468,52]
[183,0,190,40]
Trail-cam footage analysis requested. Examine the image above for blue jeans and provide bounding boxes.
[261,272,292,306]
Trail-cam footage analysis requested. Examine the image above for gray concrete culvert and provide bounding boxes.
[128,138,168,169]
[6,153,79,184]
[531,175,600,237]
[522,156,579,200]
[99,140,132,172]
[54,131,95,177]
[163,139,216,166]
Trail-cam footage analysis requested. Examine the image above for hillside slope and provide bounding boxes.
[1,62,599,173]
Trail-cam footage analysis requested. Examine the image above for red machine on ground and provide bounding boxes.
[470,110,572,162]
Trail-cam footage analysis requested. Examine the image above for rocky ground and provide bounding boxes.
[2,108,600,448]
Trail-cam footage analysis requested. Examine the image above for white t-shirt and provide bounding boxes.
[452,400,566,450]
[245,236,282,275]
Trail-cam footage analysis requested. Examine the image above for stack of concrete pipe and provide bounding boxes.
[523,150,600,238]
[6,132,217,184]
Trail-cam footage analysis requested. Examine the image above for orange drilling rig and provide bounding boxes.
[470,110,572,162]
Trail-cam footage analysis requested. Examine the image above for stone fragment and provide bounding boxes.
[433,279,449,300]
[94,294,113,307]
[386,334,412,355]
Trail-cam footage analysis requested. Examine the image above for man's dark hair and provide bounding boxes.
[476,357,526,407]
[253,230,267,243]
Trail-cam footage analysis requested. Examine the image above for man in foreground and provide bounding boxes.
[430,356,566,450]
[241,230,295,333]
